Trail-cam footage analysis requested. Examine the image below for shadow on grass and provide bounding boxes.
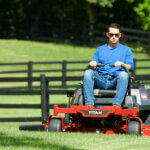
[0,132,78,150]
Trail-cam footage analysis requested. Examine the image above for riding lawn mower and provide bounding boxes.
[20,64,150,137]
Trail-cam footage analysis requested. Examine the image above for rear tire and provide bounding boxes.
[127,120,140,135]
[48,118,62,132]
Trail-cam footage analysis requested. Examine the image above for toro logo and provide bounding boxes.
[141,93,148,101]
[89,110,102,115]
[79,110,112,116]
[80,110,112,116]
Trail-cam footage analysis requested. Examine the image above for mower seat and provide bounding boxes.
[93,89,136,109]
[72,84,135,109]
[72,86,116,106]
[93,89,115,108]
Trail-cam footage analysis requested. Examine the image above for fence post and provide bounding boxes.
[82,21,87,45]
[132,58,136,86]
[133,58,136,77]
[60,19,65,42]
[25,18,31,40]
[40,74,49,124]
[27,61,32,89]
[62,61,67,87]
[89,23,94,46]
[46,80,49,116]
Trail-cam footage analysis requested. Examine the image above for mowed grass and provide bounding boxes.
[0,93,150,150]
[0,39,150,149]
[0,39,150,63]
[0,123,150,150]
[0,39,96,63]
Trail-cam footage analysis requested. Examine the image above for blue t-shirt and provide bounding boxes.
[92,43,134,77]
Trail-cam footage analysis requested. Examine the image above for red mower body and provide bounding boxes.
[45,105,150,136]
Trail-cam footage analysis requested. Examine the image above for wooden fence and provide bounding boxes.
[0,59,150,90]
[133,59,150,84]
[1,19,150,51]
[37,21,150,51]
[0,75,70,122]
[0,75,49,122]
[24,21,150,51]
[0,59,150,122]
[0,61,88,90]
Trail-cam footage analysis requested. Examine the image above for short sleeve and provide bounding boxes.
[92,47,100,63]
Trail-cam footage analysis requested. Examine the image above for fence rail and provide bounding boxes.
[0,61,88,89]
[0,59,149,90]
[0,74,72,122]
[0,75,48,122]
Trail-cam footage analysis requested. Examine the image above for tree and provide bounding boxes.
[133,0,150,30]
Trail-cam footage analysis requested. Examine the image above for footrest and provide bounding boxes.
[94,89,116,97]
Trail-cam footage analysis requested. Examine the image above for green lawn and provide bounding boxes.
[0,39,95,63]
[0,122,150,150]
[0,39,150,64]
[0,39,150,150]
[3,95,149,150]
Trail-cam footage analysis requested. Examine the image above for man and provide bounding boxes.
[83,23,134,109]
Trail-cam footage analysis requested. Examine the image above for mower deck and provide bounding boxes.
[45,105,150,136]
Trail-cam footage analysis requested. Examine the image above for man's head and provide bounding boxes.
[106,23,121,46]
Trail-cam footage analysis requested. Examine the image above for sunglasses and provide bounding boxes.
[108,33,120,38]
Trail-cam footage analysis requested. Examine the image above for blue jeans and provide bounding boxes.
[83,69,129,106]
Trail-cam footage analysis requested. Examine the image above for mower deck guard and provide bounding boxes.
[53,105,137,117]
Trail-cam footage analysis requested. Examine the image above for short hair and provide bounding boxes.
[108,23,121,32]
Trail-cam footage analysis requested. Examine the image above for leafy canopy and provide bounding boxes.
[133,0,150,30]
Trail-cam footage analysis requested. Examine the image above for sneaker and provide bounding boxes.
[85,104,94,109]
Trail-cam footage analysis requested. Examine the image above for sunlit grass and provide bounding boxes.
[0,123,150,150]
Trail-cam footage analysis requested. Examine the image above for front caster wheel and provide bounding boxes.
[48,118,62,132]
[127,120,141,135]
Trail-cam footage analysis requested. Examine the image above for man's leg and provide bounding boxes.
[83,69,106,105]
[113,71,129,106]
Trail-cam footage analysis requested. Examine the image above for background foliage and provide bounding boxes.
[0,0,149,37]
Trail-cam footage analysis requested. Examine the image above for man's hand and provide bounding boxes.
[89,61,97,68]
[114,61,131,70]
[114,61,124,67]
